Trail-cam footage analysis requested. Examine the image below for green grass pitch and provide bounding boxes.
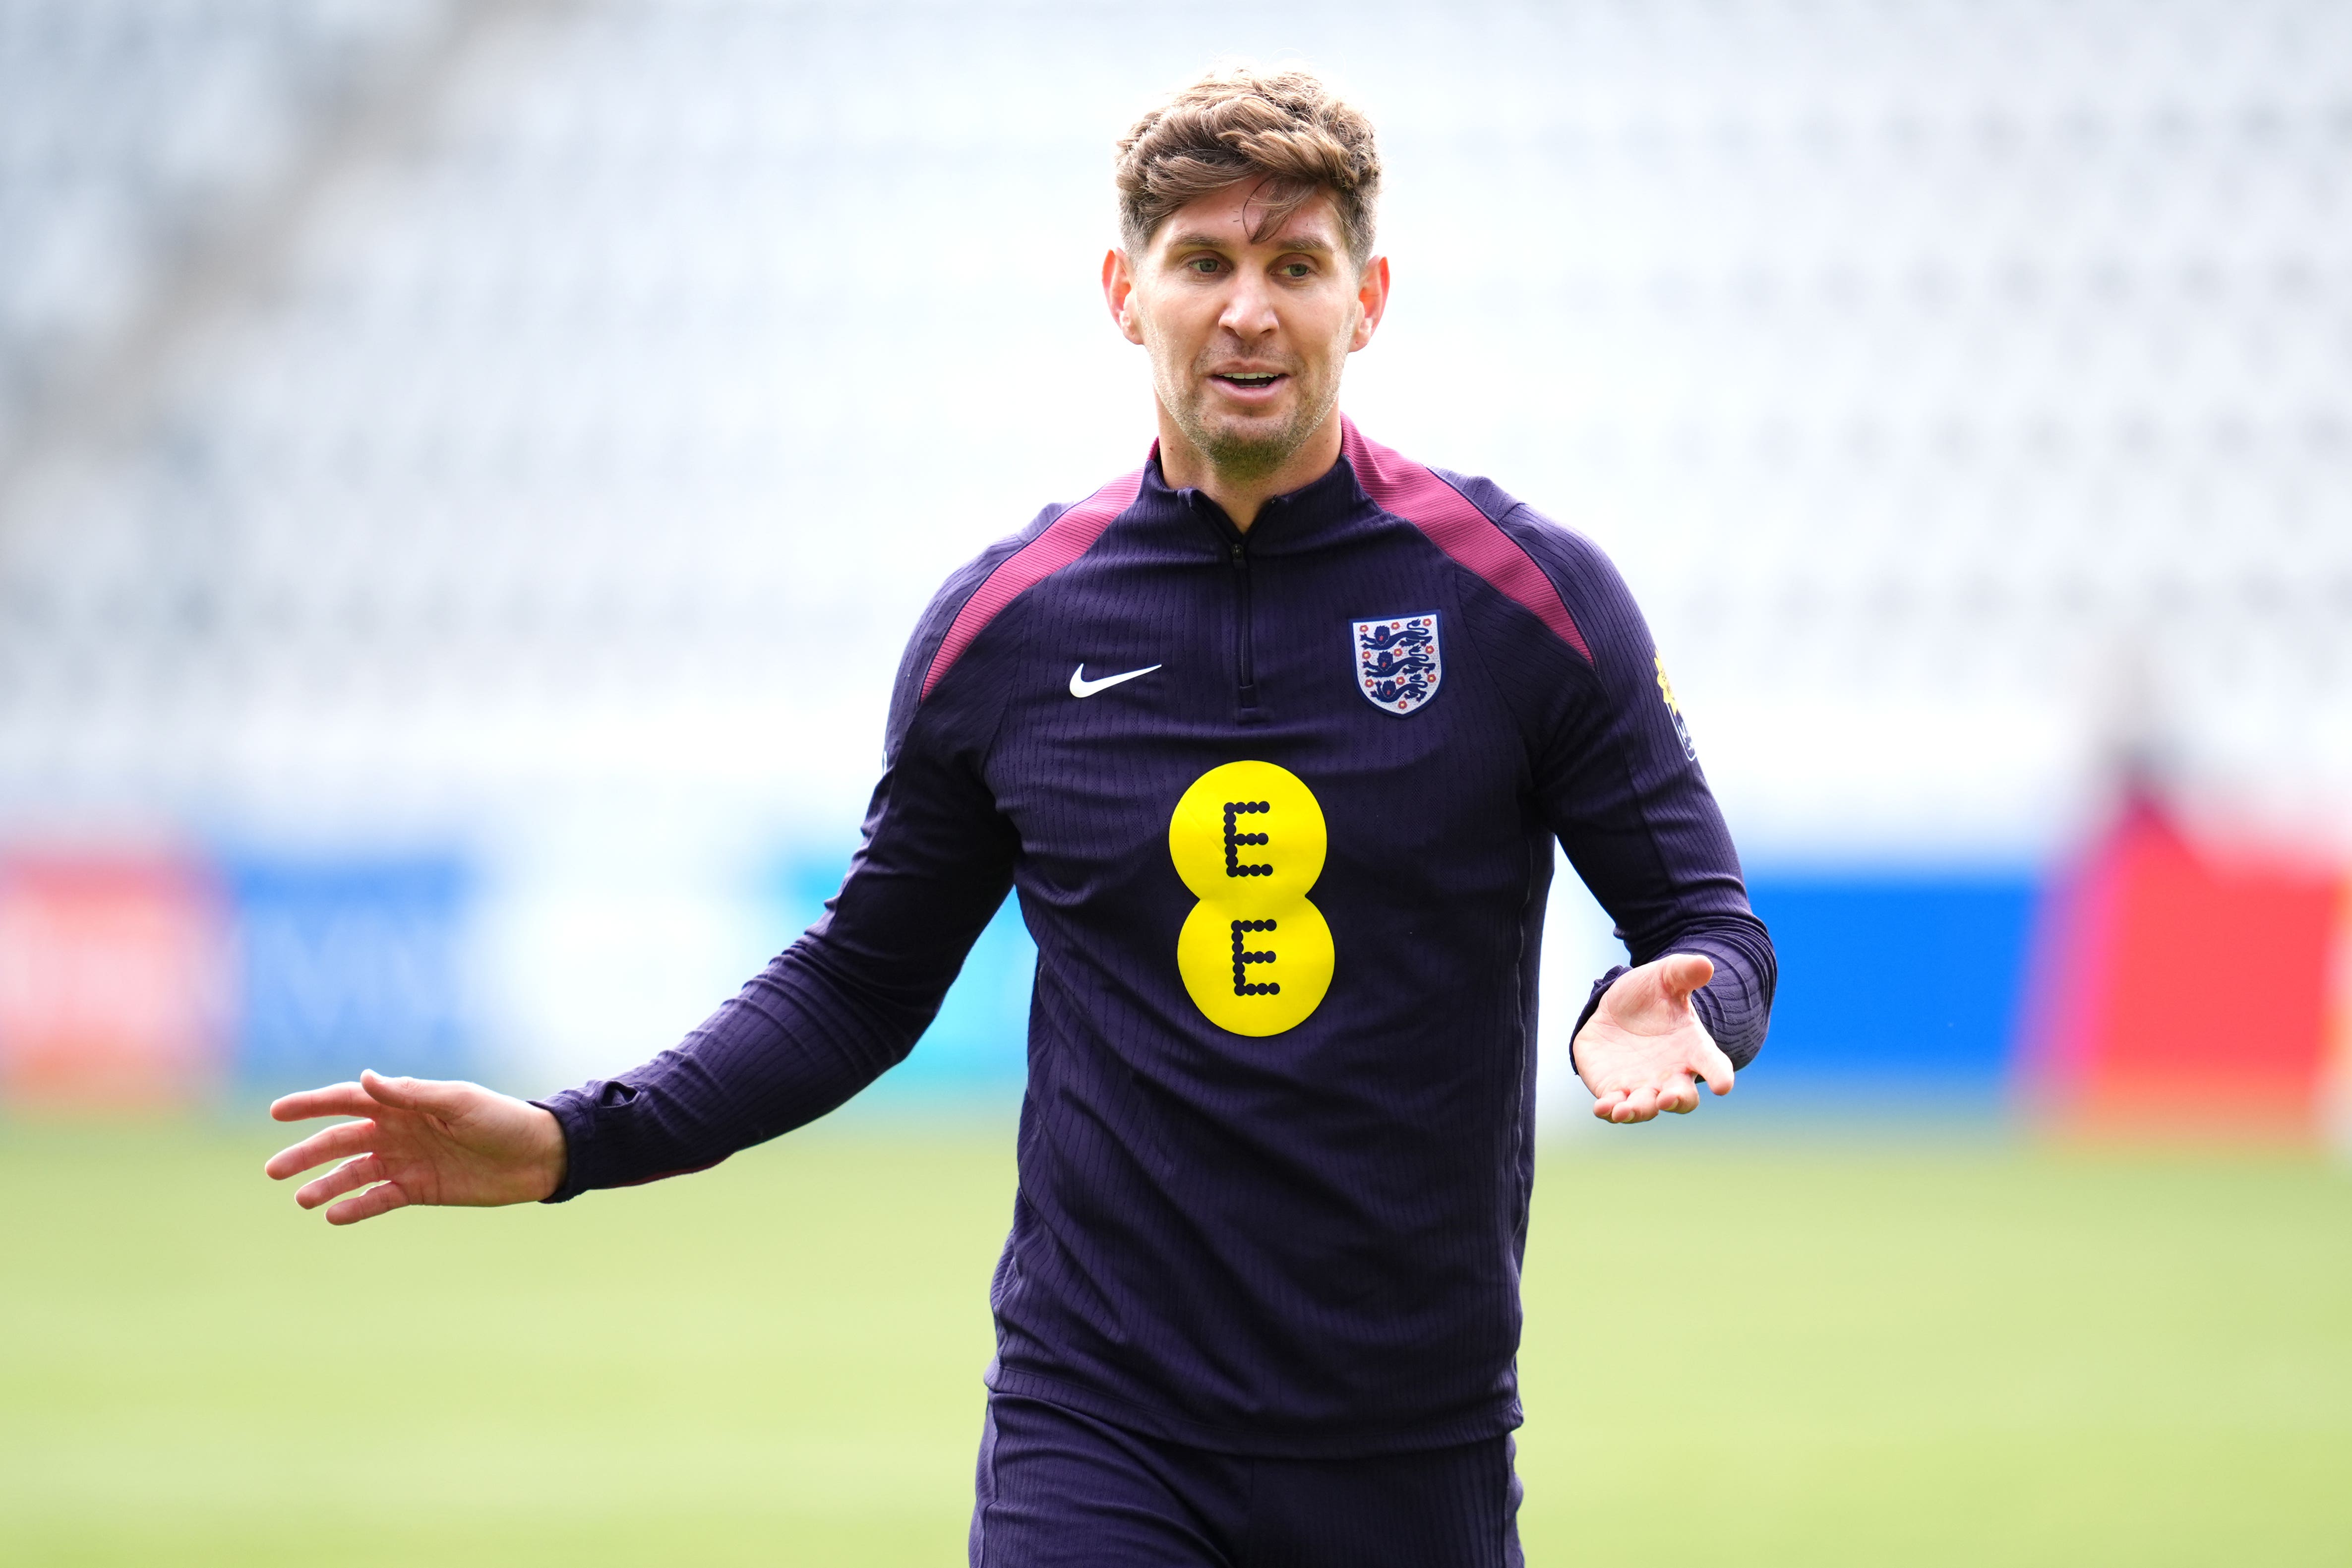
[2,1116,2347,1565]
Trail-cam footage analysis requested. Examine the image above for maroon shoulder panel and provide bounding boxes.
[920,468,1147,701]
[1342,420,1592,663]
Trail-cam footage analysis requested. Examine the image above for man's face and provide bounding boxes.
[1104,183,1388,480]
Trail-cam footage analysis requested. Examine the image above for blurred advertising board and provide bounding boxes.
[3,824,2342,1138]
[0,854,231,1107]
[1742,872,2040,1105]
[227,856,475,1093]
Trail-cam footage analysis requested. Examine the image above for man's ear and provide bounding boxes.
[1102,248,1146,346]
[1350,255,1391,353]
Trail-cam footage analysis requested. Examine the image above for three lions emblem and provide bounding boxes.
[1351,613,1442,715]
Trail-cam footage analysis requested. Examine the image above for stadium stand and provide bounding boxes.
[0,0,2345,1111]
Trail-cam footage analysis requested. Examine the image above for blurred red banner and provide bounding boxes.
[0,855,230,1106]
[2022,798,2345,1138]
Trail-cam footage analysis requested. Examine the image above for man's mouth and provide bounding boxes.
[1211,371,1286,391]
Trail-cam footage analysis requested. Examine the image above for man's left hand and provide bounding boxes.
[1573,953,1736,1123]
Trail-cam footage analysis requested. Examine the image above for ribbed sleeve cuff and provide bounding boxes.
[530,1091,598,1203]
[530,1081,729,1202]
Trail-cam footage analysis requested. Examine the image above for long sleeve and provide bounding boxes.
[1491,506,1777,1067]
[534,542,1028,1199]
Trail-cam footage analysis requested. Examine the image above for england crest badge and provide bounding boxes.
[1351,612,1442,715]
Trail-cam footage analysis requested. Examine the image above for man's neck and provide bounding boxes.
[1155,407,1344,533]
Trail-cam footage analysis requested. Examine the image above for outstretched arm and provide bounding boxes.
[265,750,1010,1222]
[263,539,1032,1220]
[1491,506,1777,1093]
[263,1070,566,1225]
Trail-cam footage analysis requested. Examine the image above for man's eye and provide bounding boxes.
[1281,264,1312,279]
[1189,258,1221,274]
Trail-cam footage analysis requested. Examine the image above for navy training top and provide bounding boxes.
[537,418,1775,1457]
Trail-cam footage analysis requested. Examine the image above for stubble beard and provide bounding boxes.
[1163,351,1343,486]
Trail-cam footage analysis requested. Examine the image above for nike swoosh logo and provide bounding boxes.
[1069,663,1162,699]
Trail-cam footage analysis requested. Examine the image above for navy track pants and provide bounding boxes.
[969,1393,1524,1568]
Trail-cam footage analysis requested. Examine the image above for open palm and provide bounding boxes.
[264,1070,567,1225]
[1573,953,1736,1123]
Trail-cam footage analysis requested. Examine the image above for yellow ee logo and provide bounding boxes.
[1168,761,1334,1036]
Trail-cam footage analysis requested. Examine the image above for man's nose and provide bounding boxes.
[1217,272,1279,339]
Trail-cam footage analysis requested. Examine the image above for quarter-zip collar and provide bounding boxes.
[1127,423,1387,560]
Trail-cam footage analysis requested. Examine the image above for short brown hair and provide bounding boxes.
[1114,63,1381,266]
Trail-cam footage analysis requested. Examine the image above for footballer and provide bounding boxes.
[268,64,1776,1568]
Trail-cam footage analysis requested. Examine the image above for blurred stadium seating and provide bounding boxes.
[0,0,2345,1126]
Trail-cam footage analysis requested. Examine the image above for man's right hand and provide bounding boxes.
[264,1070,568,1225]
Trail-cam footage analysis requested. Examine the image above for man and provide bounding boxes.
[268,64,1774,1567]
